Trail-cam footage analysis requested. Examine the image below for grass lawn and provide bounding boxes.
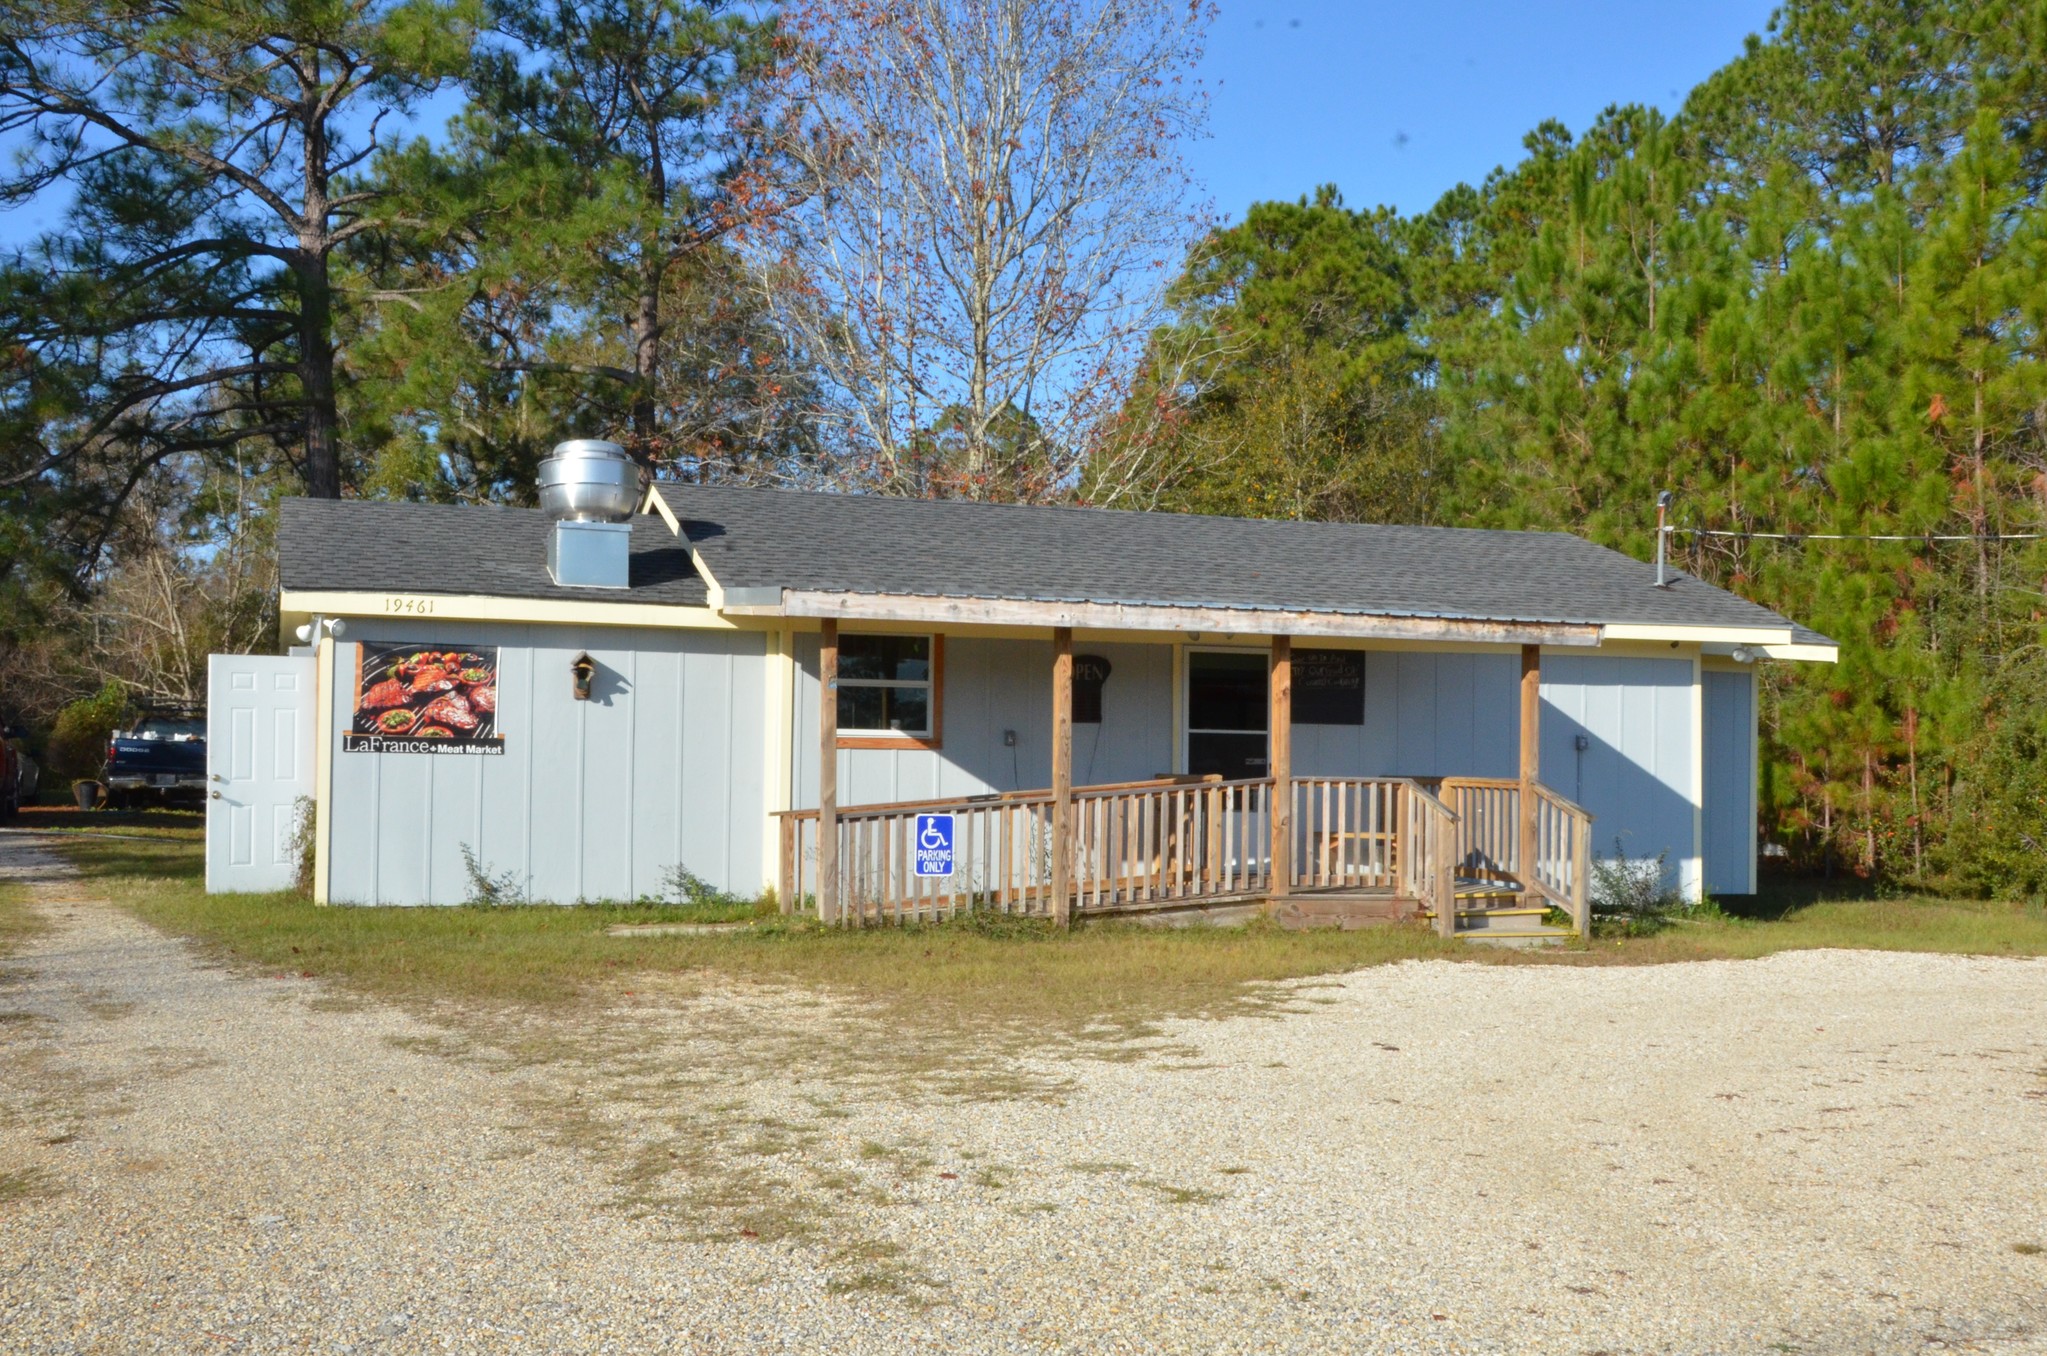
[11,805,206,841]
[26,834,2047,1036]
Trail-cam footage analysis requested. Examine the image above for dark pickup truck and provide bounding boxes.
[103,712,207,809]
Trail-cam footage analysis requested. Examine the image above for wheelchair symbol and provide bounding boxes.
[913,813,954,877]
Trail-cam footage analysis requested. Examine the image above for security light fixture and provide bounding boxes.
[294,617,347,643]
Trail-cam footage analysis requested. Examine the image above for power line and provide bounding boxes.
[1665,525,2047,543]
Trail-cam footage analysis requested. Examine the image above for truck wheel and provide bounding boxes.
[104,788,129,812]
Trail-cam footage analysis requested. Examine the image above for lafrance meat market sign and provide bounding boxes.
[345,643,506,755]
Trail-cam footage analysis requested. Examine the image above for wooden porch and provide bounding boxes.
[782,623,1592,941]
[777,771,1592,940]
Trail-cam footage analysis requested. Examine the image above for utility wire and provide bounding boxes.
[1664,525,2047,543]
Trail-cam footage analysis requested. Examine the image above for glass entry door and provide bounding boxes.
[1187,651,1268,780]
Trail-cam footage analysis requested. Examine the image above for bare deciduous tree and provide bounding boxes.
[753,0,1213,500]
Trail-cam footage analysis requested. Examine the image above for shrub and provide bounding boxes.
[459,842,525,905]
[286,795,317,896]
[1589,840,1686,923]
[47,682,130,784]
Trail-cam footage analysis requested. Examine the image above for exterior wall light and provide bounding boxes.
[293,617,347,643]
[571,652,597,701]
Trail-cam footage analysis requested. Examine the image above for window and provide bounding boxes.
[837,634,940,743]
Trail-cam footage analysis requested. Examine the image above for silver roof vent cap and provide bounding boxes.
[539,439,639,522]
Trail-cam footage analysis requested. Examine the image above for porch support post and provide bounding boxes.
[819,619,839,925]
[1519,643,1540,907]
[1269,634,1293,901]
[1051,627,1074,926]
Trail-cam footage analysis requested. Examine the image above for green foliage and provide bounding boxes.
[1102,188,1439,521]
[1939,651,2047,899]
[0,0,481,537]
[657,864,753,910]
[46,682,128,784]
[347,0,812,498]
[1589,843,1688,934]
[287,795,318,898]
[458,842,525,906]
[1142,0,2047,894]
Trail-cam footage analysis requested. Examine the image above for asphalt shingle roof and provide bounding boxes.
[661,485,1819,636]
[279,488,1828,641]
[279,498,708,606]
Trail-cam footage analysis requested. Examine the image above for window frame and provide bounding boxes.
[834,632,944,750]
[1182,645,1269,778]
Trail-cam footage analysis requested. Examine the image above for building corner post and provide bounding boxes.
[819,619,840,925]
[1050,627,1074,926]
[1519,643,1541,907]
[1269,634,1292,902]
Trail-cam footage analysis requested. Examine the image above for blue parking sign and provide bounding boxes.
[914,813,955,877]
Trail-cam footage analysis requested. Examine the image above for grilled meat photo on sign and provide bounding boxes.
[347,644,504,752]
[362,679,410,711]
[419,692,478,731]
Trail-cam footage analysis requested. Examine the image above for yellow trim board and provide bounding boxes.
[312,635,336,905]
[640,484,682,536]
[1600,623,1795,645]
[1755,642,1838,664]
[280,589,749,632]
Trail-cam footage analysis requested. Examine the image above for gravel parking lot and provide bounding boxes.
[3,835,2045,1354]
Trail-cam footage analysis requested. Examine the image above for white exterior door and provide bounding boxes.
[206,654,316,894]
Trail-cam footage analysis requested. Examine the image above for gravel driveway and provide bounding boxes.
[2,835,2044,1354]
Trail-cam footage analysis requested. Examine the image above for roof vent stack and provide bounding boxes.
[540,439,638,589]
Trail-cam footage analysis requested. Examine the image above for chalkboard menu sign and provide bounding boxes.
[1294,649,1364,725]
[1073,654,1112,723]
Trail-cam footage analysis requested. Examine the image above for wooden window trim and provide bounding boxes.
[836,633,944,750]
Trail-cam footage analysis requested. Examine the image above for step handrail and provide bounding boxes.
[1528,779,1593,939]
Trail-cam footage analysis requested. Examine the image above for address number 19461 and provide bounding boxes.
[383,596,437,615]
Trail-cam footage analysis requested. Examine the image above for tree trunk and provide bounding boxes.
[633,251,663,468]
[298,253,341,499]
[298,88,340,499]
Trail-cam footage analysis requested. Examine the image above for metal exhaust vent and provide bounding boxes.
[540,440,637,589]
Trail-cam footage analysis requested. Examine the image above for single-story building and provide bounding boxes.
[204,444,1835,941]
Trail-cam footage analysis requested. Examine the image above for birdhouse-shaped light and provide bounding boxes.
[570,652,597,701]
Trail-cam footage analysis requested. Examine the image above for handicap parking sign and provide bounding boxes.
[913,813,955,877]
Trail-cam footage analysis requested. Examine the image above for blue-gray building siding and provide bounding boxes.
[325,621,766,905]
[792,637,1704,892]
[1702,666,1758,896]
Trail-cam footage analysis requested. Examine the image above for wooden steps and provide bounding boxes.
[1419,876,1577,946]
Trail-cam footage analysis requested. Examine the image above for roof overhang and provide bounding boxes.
[277,588,738,639]
[723,589,1839,660]
[742,589,1605,647]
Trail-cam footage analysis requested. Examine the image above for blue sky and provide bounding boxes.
[0,1,1780,245]
[1189,0,1779,220]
